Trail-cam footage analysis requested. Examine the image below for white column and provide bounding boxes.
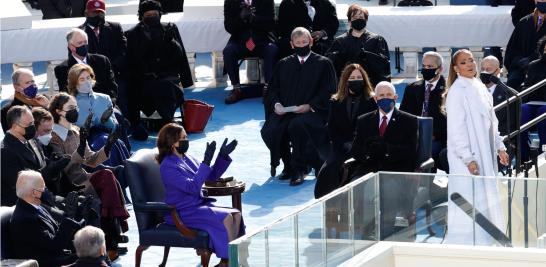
[245,57,263,84]
[46,60,63,97]
[186,52,196,83]
[400,48,419,78]
[470,46,484,72]
[211,51,227,85]
[437,47,452,78]
[12,62,33,73]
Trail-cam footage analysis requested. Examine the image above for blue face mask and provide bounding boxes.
[23,84,38,98]
[537,2,546,14]
[377,98,395,113]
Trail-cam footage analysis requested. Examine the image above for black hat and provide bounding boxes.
[138,0,162,20]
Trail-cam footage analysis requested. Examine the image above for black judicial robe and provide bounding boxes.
[505,13,546,78]
[326,30,391,86]
[261,52,337,166]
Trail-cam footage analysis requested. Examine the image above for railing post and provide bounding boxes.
[46,60,63,97]
[400,47,419,78]
[437,47,452,78]
[186,52,197,83]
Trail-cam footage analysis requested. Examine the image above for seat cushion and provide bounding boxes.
[139,223,209,248]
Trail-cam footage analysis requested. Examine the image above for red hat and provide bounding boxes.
[86,0,106,13]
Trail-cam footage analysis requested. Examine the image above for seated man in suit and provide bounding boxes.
[261,27,336,186]
[350,81,418,240]
[79,0,129,116]
[63,226,110,267]
[1,106,71,205]
[54,28,118,100]
[10,170,81,267]
[223,0,278,104]
[400,51,447,168]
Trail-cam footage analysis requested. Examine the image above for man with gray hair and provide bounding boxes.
[349,81,418,240]
[1,68,49,132]
[400,51,447,168]
[63,226,110,266]
[54,28,118,99]
[262,26,337,186]
[10,170,81,267]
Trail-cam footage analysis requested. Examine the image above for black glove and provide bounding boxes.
[367,138,388,159]
[203,141,217,166]
[100,107,114,124]
[46,153,71,174]
[342,142,352,154]
[239,4,254,22]
[518,57,530,69]
[77,113,93,157]
[64,191,79,219]
[218,138,238,159]
[104,126,121,155]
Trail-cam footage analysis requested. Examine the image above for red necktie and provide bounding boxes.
[300,59,305,65]
[379,115,388,137]
[93,27,100,40]
[246,37,255,51]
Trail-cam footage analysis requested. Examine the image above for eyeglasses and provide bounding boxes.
[33,188,45,194]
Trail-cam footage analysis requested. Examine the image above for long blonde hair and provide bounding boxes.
[441,49,475,114]
[332,63,373,102]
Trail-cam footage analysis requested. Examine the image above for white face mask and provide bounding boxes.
[77,80,93,94]
[37,133,52,146]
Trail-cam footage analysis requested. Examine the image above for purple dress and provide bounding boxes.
[160,153,245,258]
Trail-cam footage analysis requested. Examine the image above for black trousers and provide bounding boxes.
[128,78,184,126]
[315,146,348,198]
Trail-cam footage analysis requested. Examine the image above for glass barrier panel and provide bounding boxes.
[229,231,267,267]
[324,190,353,266]
[267,216,296,266]
[296,203,326,267]
[351,174,380,254]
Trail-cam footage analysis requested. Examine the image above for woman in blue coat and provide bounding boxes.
[156,123,244,267]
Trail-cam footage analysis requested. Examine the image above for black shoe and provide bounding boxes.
[270,166,276,177]
[225,87,243,104]
[116,235,129,243]
[117,246,128,255]
[290,172,306,186]
[379,0,388,4]
[278,168,292,180]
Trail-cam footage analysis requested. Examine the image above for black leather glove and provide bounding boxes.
[218,138,238,159]
[100,107,114,124]
[64,191,79,219]
[77,113,93,157]
[203,141,216,166]
[104,126,121,155]
[368,138,388,159]
[46,153,71,173]
[239,4,254,22]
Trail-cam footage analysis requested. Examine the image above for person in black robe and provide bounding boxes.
[314,63,375,198]
[125,0,194,140]
[505,6,546,90]
[400,51,447,168]
[261,27,337,186]
[326,4,390,87]
[276,0,339,59]
[222,0,278,104]
[512,0,535,26]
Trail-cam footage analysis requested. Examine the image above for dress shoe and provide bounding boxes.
[225,86,243,104]
[117,246,128,255]
[278,168,292,180]
[107,250,119,261]
[290,172,306,186]
[378,0,388,5]
[116,235,129,243]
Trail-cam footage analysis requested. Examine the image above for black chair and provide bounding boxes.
[1,206,39,267]
[125,148,212,267]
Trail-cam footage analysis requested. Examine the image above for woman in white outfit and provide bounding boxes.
[444,49,509,246]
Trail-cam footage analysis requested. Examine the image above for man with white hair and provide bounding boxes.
[349,81,418,240]
[10,170,81,267]
[63,226,110,267]
[262,27,337,186]
[400,51,447,168]
[54,28,118,99]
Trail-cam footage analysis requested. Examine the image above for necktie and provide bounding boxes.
[245,37,255,51]
[538,15,544,31]
[93,27,100,40]
[300,59,305,65]
[421,83,433,117]
[379,115,388,137]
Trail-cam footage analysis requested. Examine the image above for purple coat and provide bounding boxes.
[160,153,244,258]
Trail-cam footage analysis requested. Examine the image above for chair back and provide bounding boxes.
[416,117,433,169]
[125,148,165,232]
[0,206,15,259]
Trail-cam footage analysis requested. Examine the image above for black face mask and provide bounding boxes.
[480,72,494,84]
[176,140,189,154]
[39,188,55,206]
[294,45,311,57]
[65,109,79,124]
[351,19,367,31]
[420,68,438,81]
[75,44,88,58]
[143,15,161,27]
[22,124,36,140]
[86,14,105,27]
[347,80,364,96]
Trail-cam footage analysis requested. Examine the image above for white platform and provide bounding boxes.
[0,0,32,30]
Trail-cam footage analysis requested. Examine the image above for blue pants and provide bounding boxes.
[223,40,278,85]
[520,103,546,161]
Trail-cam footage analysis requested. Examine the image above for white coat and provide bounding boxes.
[444,76,506,246]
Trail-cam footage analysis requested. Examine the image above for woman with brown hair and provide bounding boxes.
[157,123,244,267]
[314,63,376,198]
[443,49,509,245]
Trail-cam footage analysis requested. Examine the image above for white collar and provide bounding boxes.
[298,53,311,63]
[53,123,70,142]
[378,108,394,127]
[487,84,497,95]
[72,54,87,65]
[425,78,440,91]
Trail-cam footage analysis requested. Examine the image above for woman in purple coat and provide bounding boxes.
[156,123,244,267]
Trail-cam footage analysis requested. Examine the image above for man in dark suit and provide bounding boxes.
[350,81,418,240]
[54,28,118,100]
[79,0,129,115]
[10,170,81,267]
[38,0,86,19]
[400,51,447,167]
[223,0,278,104]
[1,106,70,206]
[276,0,339,58]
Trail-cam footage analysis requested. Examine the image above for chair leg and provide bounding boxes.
[425,201,435,236]
[200,249,211,267]
[135,245,149,267]
[159,246,170,267]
